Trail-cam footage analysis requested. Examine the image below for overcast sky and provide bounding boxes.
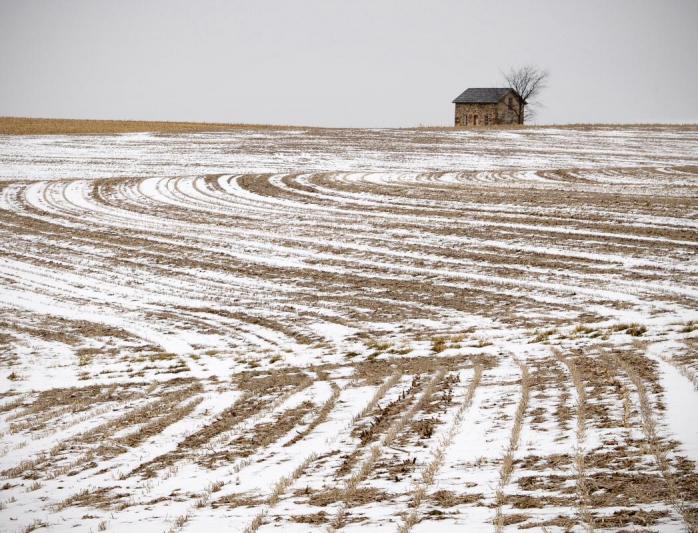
[1,0,697,127]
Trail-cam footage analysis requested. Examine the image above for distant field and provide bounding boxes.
[2,116,696,136]
[0,126,697,532]
[0,116,297,135]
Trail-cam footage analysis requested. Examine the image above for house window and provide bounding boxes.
[474,115,478,126]
[508,96,513,106]
[485,115,490,126]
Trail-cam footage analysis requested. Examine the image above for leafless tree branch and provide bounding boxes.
[503,65,548,124]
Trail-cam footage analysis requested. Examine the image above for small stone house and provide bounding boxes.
[452,88,523,127]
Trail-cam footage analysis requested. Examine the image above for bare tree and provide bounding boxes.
[503,66,548,124]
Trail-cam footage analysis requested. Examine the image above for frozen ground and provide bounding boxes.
[0,125,697,532]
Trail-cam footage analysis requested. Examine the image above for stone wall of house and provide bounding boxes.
[496,95,522,124]
[454,103,497,127]
[454,95,523,126]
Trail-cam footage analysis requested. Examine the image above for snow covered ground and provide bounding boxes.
[0,125,697,532]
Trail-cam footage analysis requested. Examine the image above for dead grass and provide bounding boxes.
[611,323,647,336]
[331,371,444,530]
[431,337,447,353]
[354,372,402,421]
[0,397,24,414]
[115,396,202,449]
[308,486,392,507]
[21,520,49,533]
[656,347,698,392]
[10,383,206,480]
[54,486,126,511]
[495,360,530,533]
[338,375,424,476]
[289,511,328,524]
[219,400,314,465]
[0,116,304,135]
[213,492,265,509]
[8,382,149,434]
[232,370,312,395]
[530,328,556,344]
[284,382,340,447]
[572,324,595,336]
[618,356,697,532]
[431,489,483,507]
[243,453,320,532]
[134,373,311,476]
[3,125,697,530]
[398,365,483,533]
[166,513,190,533]
[351,355,481,385]
[555,350,594,532]
[591,508,670,528]
[682,321,697,333]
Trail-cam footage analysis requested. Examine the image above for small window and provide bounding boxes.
[485,115,490,126]
[508,96,513,106]
[474,115,478,126]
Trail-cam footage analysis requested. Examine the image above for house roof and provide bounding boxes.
[452,87,514,104]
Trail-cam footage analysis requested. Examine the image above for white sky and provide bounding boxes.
[1,0,696,127]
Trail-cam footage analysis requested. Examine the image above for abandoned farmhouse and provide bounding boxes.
[452,87,523,126]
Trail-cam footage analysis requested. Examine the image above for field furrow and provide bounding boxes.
[1,125,697,532]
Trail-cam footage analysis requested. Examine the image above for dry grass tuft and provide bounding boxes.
[21,520,49,533]
[573,324,595,336]
[431,337,447,353]
[611,323,647,336]
[166,513,190,533]
[555,350,594,532]
[330,371,445,530]
[243,511,267,533]
[354,372,402,422]
[681,321,697,333]
[529,328,556,343]
[269,453,318,506]
[494,359,530,533]
[617,355,697,532]
[285,382,340,447]
[398,365,483,533]
[243,453,318,532]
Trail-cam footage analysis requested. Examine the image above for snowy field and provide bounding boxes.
[0,125,697,532]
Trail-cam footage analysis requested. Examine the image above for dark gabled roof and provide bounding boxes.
[452,87,514,104]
